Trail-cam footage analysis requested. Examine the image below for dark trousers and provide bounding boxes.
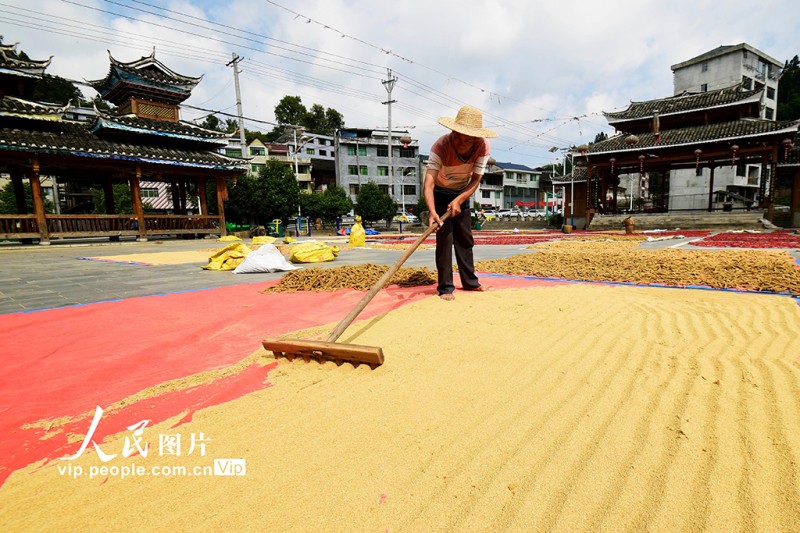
[433,190,481,295]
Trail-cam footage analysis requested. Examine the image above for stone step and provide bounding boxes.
[588,212,767,230]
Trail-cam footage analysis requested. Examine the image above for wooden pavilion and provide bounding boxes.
[558,84,800,227]
[0,45,244,243]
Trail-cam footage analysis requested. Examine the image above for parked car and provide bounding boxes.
[496,209,513,219]
[393,211,419,224]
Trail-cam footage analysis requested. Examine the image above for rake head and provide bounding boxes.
[262,337,384,370]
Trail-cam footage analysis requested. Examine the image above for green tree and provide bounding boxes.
[30,74,83,105]
[259,161,301,224]
[356,182,395,226]
[225,173,261,225]
[274,95,307,127]
[199,114,223,131]
[317,185,353,223]
[91,183,154,214]
[225,161,300,226]
[0,181,54,213]
[778,55,800,120]
[324,108,344,133]
[305,104,327,132]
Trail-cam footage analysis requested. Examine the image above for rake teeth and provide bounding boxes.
[262,337,384,369]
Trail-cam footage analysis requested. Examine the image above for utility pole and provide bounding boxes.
[227,53,247,157]
[382,69,397,198]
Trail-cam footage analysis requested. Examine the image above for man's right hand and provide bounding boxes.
[428,212,443,231]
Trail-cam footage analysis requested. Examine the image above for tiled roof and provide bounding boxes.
[87,50,201,89]
[494,161,537,172]
[0,43,52,77]
[605,86,761,123]
[0,121,244,170]
[91,112,229,144]
[551,165,588,184]
[587,119,799,155]
[0,96,69,121]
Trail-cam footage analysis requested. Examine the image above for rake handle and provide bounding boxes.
[326,211,451,343]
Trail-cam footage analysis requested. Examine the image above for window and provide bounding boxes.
[742,76,752,90]
[767,87,775,100]
[225,149,242,158]
[360,165,368,176]
[251,164,266,174]
[399,147,415,158]
[347,146,357,156]
[306,148,315,155]
[378,185,389,194]
[402,167,417,177]
[701,62,708,72]
[516,175,526,184]
[700,83,708,92]
[348,165,358,175]
[402,185,415,196]
[297,165,310,174]
[377,146,388,157]
[736,164,746,177]
[359,146,367,156]
[349,184,360,195]
[319,150,327,157]
[696,166,703,177]
[141,188,159,198]
[482,190,491,199]
[377,166,389,176]
[765,107,774,119]
[250,147,265,156]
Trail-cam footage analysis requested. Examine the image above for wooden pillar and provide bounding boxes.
[197,177,208,216]
[791,168,800,228]
[130,165,147,241]
[215,177,228,237]
[767,150,777,223]
[660,171,667,212]
[170,181,181,214]
[103,178,116,214]
[707,164,715,212]
[27,159,50,244]
[10,167,28,214]
[178,181,188,214]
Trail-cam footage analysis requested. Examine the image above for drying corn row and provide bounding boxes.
[476,241,800,294]
[263,263,437,293]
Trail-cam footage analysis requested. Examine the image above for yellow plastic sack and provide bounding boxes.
[203,243,253,271]
[289,241,340,263]
[217,235,242,242]
[349,216,366,247]
[251,236,277,245]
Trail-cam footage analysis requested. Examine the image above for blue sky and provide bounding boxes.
[3,0,799,169]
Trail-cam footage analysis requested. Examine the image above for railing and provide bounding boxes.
[142,215,221,234]
[0,215,39,239]
[46,215,139,237]
[0,214,222,241]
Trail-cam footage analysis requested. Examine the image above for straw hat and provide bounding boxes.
[438,105,497,138]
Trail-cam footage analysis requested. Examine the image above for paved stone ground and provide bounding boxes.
[1,232,797,315]
[0,235,531,314]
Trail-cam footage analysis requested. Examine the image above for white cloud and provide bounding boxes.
[3,0,799,167]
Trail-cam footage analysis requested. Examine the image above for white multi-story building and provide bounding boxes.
[668,43,783,211]
[671,43,782,119]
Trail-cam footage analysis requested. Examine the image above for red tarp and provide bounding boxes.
[0,276,558,486]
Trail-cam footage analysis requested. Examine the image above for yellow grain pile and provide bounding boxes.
[476,241,800,294]
[263,263,437,292]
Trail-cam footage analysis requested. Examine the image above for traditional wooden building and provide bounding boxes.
[560,83,799,227]
[0,46,244,243]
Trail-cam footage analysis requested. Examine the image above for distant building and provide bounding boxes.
[671,43,782,120]
[334,128,421,212]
